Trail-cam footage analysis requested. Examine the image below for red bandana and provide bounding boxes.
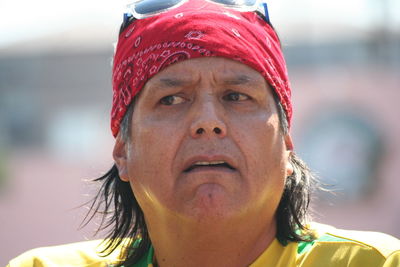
[112,0,292,137]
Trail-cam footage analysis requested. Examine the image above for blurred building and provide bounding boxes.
[0,0,399,265]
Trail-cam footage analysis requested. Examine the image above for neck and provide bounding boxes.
[147,215,277,267]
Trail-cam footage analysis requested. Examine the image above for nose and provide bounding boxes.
[190,99,227,139]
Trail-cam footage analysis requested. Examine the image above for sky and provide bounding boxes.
[0,0,399,49]
[0,0,123,48]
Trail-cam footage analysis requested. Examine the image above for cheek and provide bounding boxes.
[126,127,172,212]
[131,117,178,158]
[232,111,283,160]
[231,113,286,184]
[130,129,165,177]
[127,119,184,194]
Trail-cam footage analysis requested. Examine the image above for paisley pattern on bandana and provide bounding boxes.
[111,0,292,137]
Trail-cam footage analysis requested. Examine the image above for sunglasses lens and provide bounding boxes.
[133,0,184,16]
[213,0,257,7]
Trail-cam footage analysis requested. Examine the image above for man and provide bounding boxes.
[8,0,400,266]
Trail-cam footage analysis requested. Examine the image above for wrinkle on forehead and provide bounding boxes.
[145,57,267,91]
[153,74,259,89]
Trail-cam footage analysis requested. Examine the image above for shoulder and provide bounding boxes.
[297,223,400,266]
[312,223,400,258]
[7,239,124,267]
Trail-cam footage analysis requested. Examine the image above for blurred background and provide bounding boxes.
[0,0,399,264]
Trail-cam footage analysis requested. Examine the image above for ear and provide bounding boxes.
[284,134,294,177]
[113,134,130,182]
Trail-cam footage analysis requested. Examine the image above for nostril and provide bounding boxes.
[196,128,205,134]
[194,127,223,135]
[214,127,222,134]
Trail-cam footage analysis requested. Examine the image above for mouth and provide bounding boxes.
[183,160,236,173]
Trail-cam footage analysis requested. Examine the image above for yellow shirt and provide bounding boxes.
[7,223,400,267]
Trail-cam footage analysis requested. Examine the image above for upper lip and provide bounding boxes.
[182,155,237,173]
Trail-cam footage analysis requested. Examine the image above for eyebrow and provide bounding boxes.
[222,74,253,86]
[158,78,190,87]
[156,74,256,88]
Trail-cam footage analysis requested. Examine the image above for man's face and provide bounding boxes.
[114,57,293,223]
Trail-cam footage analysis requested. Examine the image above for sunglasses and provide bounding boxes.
[120,0,270,33]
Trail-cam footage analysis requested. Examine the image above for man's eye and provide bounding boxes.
[159,95,185,105]
[223,92,249,101]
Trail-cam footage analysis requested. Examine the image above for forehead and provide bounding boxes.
[144,57,267,88]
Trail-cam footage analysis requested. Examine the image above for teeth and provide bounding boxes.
[194,161,225,166]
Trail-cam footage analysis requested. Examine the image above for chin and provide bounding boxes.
[181,183,243,222]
